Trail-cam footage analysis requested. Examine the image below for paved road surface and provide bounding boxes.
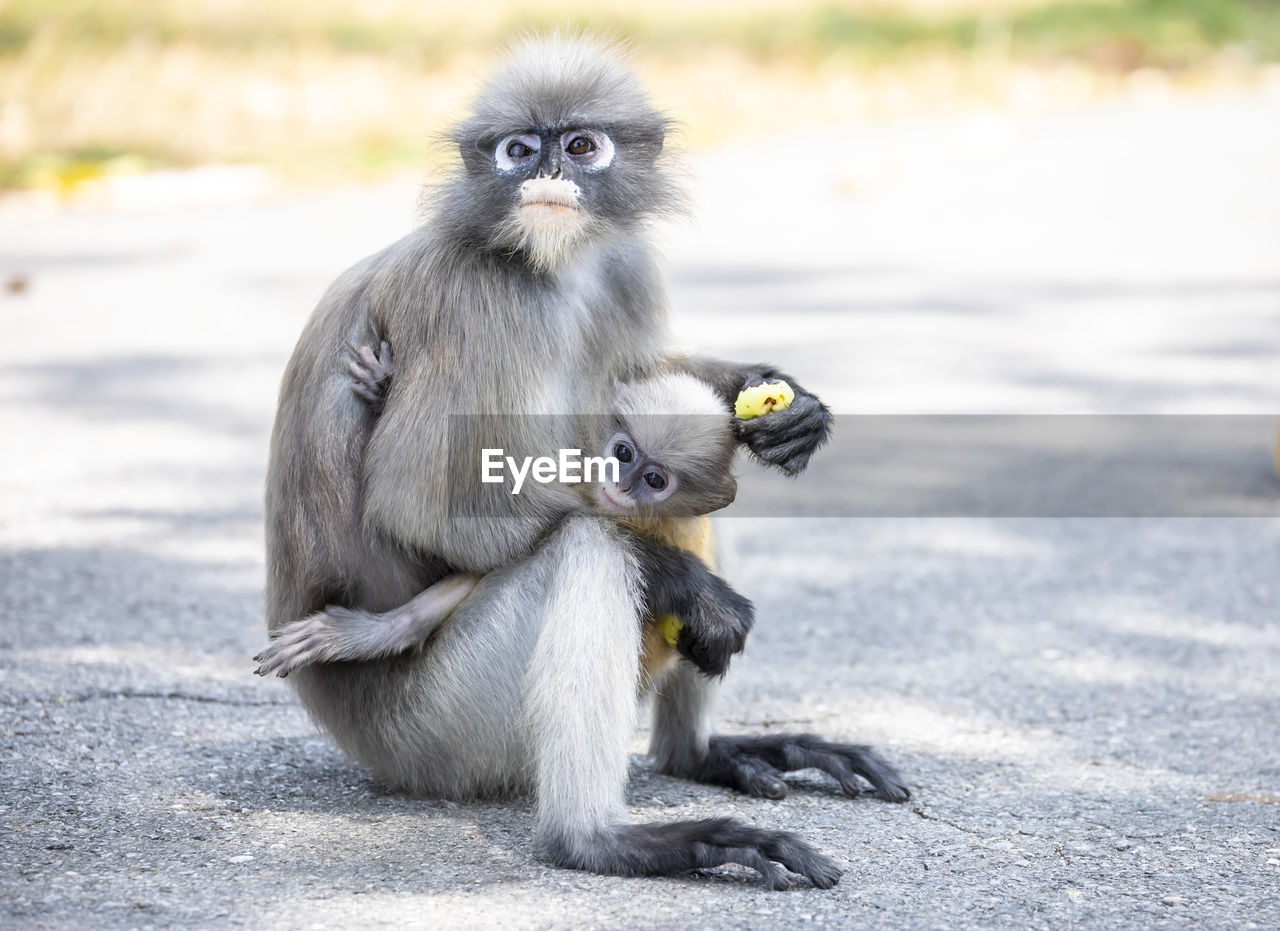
[2,87,1279,928]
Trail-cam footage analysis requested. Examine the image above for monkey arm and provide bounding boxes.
[667,356,832,477]
[628,535,753,678]
[254,573,481,677]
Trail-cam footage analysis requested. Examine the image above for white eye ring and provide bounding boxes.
[495,134,541,172]
[645,470,677,502]
[560,130,615,170]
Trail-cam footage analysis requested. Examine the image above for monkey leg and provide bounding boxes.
[284,560,544,800]
[283,515,842,885]
[526,517,841,888]
[522,515,644,846]
[646,516,909,802]
[650,661,910,803]
[254,573,481,677]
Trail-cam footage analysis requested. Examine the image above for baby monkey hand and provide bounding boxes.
[344,340,394,415]
[631,537,753,678]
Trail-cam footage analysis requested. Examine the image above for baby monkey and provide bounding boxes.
[254,344,750,682]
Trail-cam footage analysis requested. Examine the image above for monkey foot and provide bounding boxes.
[552,818,841,889]
[679,733,910,803]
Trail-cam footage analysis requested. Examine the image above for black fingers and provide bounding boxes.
[684,737,792,799]
[673,577,754,678]
[630,536,754,678]
[669,357,834,475]
[734,387,833,477]
[707,733,911,802]
[547,818,841,890]
[721,743,789,799]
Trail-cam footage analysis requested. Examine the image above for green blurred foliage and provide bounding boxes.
[3,0,1276,63]
[2,0,1277,192]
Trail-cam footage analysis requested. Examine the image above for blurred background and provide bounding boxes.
[3,0,1279,197]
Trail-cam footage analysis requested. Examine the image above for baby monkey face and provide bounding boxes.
[595,430,679,514]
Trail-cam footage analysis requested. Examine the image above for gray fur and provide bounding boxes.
[256,370,737,679]
[263,34,897,888]
[607,372,738,517]
[253,572,480,677]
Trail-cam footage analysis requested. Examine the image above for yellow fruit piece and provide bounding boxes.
[659,614,683,648]
[734,380,795,420]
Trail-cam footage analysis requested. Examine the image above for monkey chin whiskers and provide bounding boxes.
[519,202,583,233]
[491,176,594,273]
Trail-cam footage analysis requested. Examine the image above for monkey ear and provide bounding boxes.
[702,476,738,513]
[453,127,492,172]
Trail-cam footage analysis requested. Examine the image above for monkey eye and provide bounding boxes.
[560,129,614,170]
[495,133,541,172]
[613,442,634,463]
[643,470,667,491]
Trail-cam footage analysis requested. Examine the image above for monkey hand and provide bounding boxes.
[253,607,373,677]
[673,573,755,678]
[731,369,831,476]
[344,339,394,415]
[633,537,753,677]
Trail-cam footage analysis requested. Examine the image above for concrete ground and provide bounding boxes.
[2,86,1279,928]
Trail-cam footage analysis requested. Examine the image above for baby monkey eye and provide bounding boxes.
[566,135,595,156]
[507,140,534,159]
[643,470,667,491]
[613,442,633,463]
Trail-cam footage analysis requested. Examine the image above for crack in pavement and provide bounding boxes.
[0,689,290,708]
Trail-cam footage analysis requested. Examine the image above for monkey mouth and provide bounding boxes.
[518,202,583,232]
[518,177,584,231]
[520,176,581,207]
[597,483,634,514]
[505,176,590,268]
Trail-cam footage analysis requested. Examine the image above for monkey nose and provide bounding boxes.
[551,167,562,180]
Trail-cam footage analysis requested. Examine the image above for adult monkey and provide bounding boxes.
[265,36,908,889]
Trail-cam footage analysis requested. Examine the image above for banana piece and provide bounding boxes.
[734,379,795,420]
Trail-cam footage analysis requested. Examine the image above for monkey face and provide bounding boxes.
[596,431,680,515]
[491,129,617,250]
[449,39,680,271]
[482,125,649,270]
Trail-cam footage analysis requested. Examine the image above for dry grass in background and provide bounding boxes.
[2,0,1278,195]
